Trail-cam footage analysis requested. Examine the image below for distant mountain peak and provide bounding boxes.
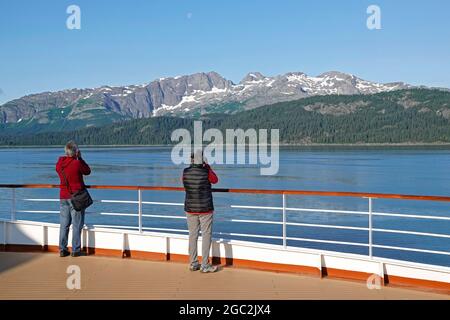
[284,71,306,77]
[318,71,355,79]
[241,72,266,83]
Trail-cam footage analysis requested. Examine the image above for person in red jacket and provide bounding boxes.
[56,141,91,257]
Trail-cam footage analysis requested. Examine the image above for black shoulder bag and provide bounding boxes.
[61,162,93,212]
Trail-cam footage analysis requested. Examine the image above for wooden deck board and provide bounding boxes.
[0,252,448,300]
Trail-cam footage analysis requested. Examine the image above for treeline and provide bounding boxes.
[1,89,450,145]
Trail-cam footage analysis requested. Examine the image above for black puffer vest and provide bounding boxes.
[183,165,214,213]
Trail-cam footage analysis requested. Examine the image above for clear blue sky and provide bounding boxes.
[0,0,449,104]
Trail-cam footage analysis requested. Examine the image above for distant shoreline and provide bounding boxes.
[2,142,450,149]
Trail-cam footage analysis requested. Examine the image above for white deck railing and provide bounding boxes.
[1,184,449,266]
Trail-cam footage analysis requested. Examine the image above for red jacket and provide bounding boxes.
[56,156,91,199]
[205,164,218,184]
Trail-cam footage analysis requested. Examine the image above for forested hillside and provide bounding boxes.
[1,89,449,145]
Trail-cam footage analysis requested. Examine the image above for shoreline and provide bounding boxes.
[2,142,450,149]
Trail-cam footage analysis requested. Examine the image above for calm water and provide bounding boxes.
[0,146,449,267]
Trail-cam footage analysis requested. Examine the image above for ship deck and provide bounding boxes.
[0,252,448,300]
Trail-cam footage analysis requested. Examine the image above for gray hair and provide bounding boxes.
[191,149,204,164]
[64,141,78,157]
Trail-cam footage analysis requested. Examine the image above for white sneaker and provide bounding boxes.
[200,264,218,273]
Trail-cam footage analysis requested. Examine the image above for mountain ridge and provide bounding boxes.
[0,70,423,134]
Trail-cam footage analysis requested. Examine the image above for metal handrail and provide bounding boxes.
[1,183,450,201]
[1,183,450,264]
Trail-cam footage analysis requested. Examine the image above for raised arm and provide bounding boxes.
[205,164,218,184]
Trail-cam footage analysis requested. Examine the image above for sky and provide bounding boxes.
[0,0,449,104]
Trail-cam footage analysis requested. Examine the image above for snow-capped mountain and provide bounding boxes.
[152,71,411,116]
[0,70,413,130]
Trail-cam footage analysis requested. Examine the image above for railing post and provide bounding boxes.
[3,221,7,248]
[11,189,16,221]
[368,197,373,258]
[138,189,143,233]
[282,193,287,248]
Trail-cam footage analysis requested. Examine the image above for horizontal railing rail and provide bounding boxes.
[1,183,450,265]
[1,183,450,201]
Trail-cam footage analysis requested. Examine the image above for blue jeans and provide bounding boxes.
[59,199,85,253]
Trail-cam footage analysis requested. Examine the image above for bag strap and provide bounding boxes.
[61,159,74,195]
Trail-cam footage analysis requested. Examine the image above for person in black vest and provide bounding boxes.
[183,150,219,273]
